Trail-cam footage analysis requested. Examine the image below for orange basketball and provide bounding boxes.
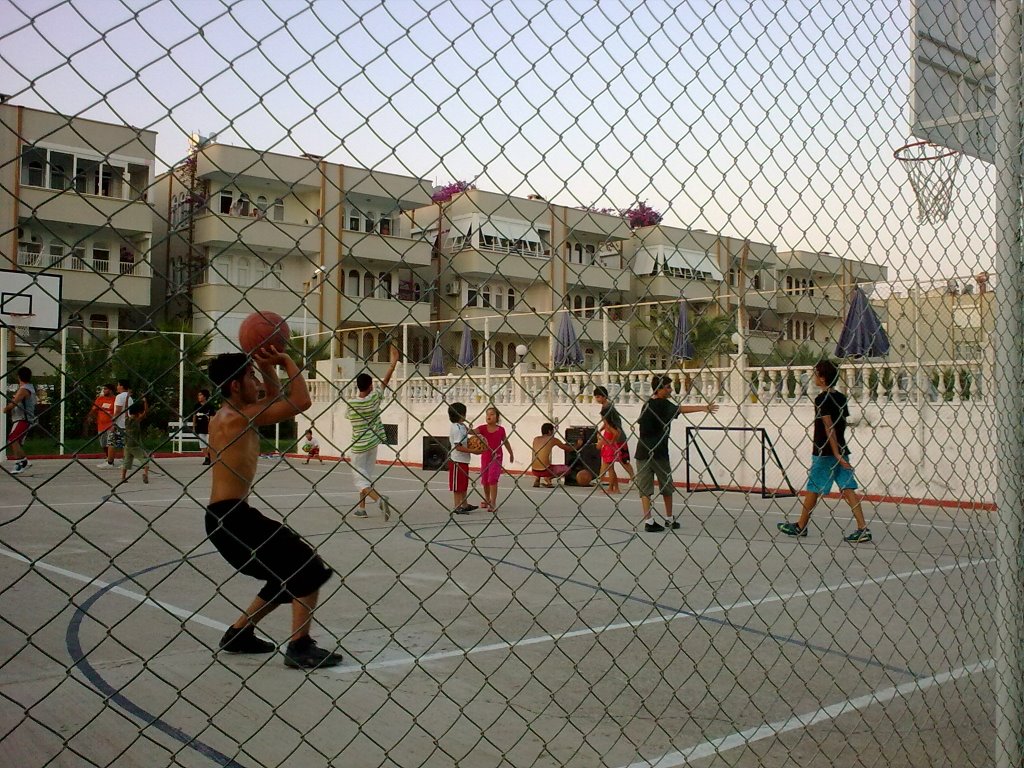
[239,311,290,355]
[576,469,594,486]
[467,435,486,453]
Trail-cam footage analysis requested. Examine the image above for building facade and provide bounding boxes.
[1,103,157,353]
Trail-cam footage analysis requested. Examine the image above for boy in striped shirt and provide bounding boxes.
[346,344,399,520]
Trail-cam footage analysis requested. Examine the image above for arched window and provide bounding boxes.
[362,332,374,360]
[272,198,284,221]
[378,273,392,299]
[573,295,583,312]
[378,333,388,362]
[492,290,503,310]
[507,287,515,310]
[585,296,596,317]
[414,282,422,301]
[785,275,793,292]
[585,244,596,264]
[363,272,374,298]
[471,340,479,364]
[507,342,516,368]
[482,284,491,308]
[346,331,358,357]
[346,269,360,296]
[494,343,504,368]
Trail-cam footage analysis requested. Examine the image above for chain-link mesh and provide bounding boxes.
[0,1,1014,766]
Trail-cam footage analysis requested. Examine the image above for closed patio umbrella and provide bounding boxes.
[458,322,474,367]
[429,332,445,375]
[835,286,890,358]
[672,298,695,360]
[553,311,584,367]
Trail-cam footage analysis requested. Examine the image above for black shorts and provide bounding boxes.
[205,499,333,605]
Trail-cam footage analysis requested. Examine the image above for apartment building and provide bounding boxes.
[152,139,433,357]
[409,189,632,372]
[872,274,992,365]
[1,103,157,350]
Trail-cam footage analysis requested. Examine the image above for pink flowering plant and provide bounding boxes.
[580,200,664,228]
[432,181,476,203]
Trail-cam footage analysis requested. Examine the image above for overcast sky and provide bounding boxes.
[0,0,994,287]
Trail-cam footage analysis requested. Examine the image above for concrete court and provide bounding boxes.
[0,456,997,767]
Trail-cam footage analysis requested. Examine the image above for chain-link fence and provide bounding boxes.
[1,1,1020,766]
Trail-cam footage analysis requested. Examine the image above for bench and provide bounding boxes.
[167,421,202,453]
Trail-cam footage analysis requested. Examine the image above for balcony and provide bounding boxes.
[459,307,548,337]
[450,248,551,281]
[633,274,721,301]
[565,261,625,291]
[191,284,307,318]
[196,144,322,192]
[343,231,431,267]
[776,292,843,317]
[18,252,151,306]
[19,186,152,234]
[339,295,430,328]
[193,213,320,255]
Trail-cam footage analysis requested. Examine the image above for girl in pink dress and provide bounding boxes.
[477,406,514,512]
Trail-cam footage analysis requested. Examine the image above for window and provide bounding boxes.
[752,272,762,290]
[786,276,793,293]
[21,148,46,187]
[362,332,374,360]
[492,291,503,310]
[379,217,392,236]
[467,288,478,307]
[349,211,360,231]
[573,295,582,312]
[237,257,250,286]
[346,332,358,357]
[507,287,515,310]
[482,285,491,308]
[128,163,148,201]
[364,214,374,233]
[494,343,504,367]
[74,158,100,195]
[120,247,136,275]
[18,235,41,267]
[70,246,86,271]
[50,152,72,190]
[585,296,596,317]
[378,273,392,299]
[363,272,375,298]
[90,314,109,331]
[346,270,360,296]
[101,165,124,198]
[92,245,110,272]
[234,194,251,217]
[728,269,737,286]
[585,244,596,265]
[219,189,233,214]
[256,196,268,216]
[48,243,64,267]
[507,343,516,368]
[471,340,480,364]
[273,198,284,221]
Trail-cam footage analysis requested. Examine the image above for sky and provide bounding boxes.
[0,0,997,288]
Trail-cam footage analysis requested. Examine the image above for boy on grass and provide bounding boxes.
[777,359,872,543]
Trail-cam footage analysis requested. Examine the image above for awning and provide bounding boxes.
[631,248,658,276]
[664,248,724,281]
[480,219,541,244]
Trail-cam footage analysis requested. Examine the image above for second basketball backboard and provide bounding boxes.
[0,269,62,329]
[911,0,997,163]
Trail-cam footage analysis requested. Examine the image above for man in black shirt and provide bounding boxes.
[777,360,870,543]
[192,389,216,465]
[635,375,718,532]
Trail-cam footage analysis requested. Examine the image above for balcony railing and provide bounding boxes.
[18,249,150,277]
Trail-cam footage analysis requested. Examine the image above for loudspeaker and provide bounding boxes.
[563,426,601,484]
[422,436,450,471]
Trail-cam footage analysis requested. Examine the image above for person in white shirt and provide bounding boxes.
[105,379,134,468]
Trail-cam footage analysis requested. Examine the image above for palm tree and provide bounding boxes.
[641,305,737,368]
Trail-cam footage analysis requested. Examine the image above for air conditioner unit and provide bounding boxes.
[445,282,460,296]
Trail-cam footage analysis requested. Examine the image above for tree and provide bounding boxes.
[641,306,737,367]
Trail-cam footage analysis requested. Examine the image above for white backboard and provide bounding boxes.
[911,0,997,162]
[0,270,62,329]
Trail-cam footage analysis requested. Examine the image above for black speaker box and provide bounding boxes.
[422,436,450,471]
[563,426,601,484]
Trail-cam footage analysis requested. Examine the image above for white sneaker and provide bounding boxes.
[96,462,114,469]
[379,496,391,522]
[11,461,27,475]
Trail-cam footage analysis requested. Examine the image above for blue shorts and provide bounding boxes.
[806,455,858,495]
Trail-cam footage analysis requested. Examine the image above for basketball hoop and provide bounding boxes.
[894,140,961,224]
[6,314,34,348]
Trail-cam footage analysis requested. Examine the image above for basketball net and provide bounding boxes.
[8,314,34,349]
[894,140,961,225]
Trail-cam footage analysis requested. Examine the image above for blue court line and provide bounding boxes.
[407,522,918,678]
[65,553,252,768]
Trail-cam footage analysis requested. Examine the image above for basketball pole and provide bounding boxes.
[59,327,67,454]
[0,326,6,462]
[991,1,1024,766]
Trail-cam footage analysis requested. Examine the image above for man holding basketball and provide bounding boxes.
[635,375,718,532]
[205,347,342,670]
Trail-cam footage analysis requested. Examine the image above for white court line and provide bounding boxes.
[619,659,995,767]
[0,546,990,676]
[329,555,991,675]
[0,546,228,631]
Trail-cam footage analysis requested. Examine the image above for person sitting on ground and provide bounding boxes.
[530,423,571,488]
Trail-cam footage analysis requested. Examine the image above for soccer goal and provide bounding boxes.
[684,426,798,499]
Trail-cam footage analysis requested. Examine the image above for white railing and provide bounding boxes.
[308,359,990,407]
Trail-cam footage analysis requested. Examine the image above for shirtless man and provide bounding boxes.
[205,349,341,670]
[530,422,571,488]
